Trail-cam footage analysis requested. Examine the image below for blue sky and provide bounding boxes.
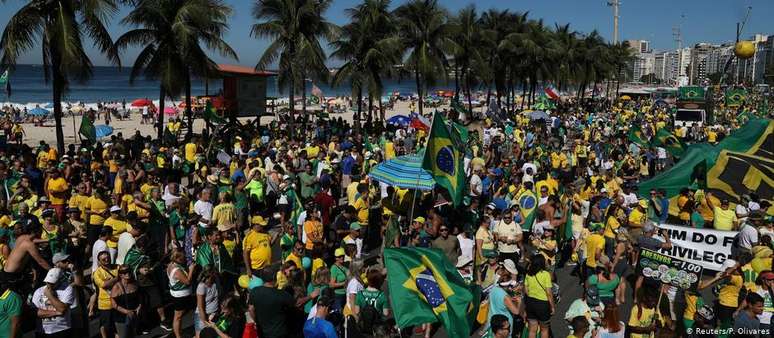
[1,0,771,67]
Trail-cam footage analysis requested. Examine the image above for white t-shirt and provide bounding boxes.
[756,288,773,325]
[345,279,364,310]
[494,220,522,254]
[32,284,76,334]
[532,220,551,237]
[193,200,213,221]
[622,193,639,207]
[469,175,482,196]
[657,147,667,159]
[196,282,219,315]
[457,234,474,264]
[91,239,108,272]
[738,223,759,250]
[116,232,135,265]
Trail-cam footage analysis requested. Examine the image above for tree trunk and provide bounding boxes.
[158,85,166,141]
[465,73,473,115]
[520,80,527,110]
[288,73,295,139]
[301,76,307,124]
[414,67,423,115]
[367,94,373,125]
[51,56,65,154]
[185,72,192,139]
[355,86,363,132]
[453,64,460,104]
[379,99,385,125]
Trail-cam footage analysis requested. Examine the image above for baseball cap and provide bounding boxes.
[110,205,122,213]
[334,248,346,257]
[502,259,518,275]
[349,222,362,231]
[586,285,600,306]
[638,200,648,208]
[413,217,426,224]
[52,252,70,264]
[44,268,62,284]
[251,215,268,226]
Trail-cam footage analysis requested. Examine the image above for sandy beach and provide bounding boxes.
[7,99,480,145]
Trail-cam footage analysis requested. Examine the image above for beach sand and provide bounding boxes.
[16,100,483,145]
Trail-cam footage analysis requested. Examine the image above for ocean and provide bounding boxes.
[1,64,453,105]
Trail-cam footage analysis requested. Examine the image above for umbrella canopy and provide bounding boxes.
[527,110,549,121]
[163,107,178,115]
[95,125,114,139]
[368,154,435,191]
[620,95,632,101]
[386,115,411,127]
[131,98,153,107]
[28,107,50,116]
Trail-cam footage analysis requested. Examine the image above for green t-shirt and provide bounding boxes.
[0,289,22,338]
[691,211,705,229]
[298,172,317,200]
[330,264,349,296]
[245,180,264,201]
[355,288,389,313]
[305,284,329,313]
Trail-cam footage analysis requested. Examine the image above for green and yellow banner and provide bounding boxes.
[725,88,748,107]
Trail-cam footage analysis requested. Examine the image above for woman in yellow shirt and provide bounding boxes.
[524,254,555,338]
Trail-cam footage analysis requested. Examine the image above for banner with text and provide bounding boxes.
[657,223,737,271]
[637,248,704,291]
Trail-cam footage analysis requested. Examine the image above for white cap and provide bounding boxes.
[44,267,62,284]
[456,255,473,268]
[502,259,518,275]
[110,205,122,213]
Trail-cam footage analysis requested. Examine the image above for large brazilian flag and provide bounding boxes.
[384,247,475,338]
[725,88,748,107]
[517,189,538,231]
[423,113,466,206]
[639,118,774,217]
[652,128,685,158]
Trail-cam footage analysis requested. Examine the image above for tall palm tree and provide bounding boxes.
[0,0,122,153]
[117,0,236,141]
[394,0,455,115]
[331,0,398,130]
[450,5,483,113]
[252,0,335,137]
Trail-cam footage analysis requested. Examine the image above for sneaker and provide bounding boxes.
[160,322,172,331]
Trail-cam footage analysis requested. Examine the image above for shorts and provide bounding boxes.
[99,309,114,329]
[171,295,193,311]
[525,297,551,324]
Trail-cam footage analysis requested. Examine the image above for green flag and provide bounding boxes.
[678,86,705,101]
[725,88,747,107]
[79,114,96,143]
[384,247,475,338]
[627,126,649,147]
[205,100,226,124]
[517,189,537,231]
[652,128,685,158]
[423,113,466,206]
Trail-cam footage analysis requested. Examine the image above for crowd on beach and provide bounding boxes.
[0,92,769,338]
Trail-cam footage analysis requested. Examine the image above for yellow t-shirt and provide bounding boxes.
[346,182,360,206]
[85,196,108,225]
[585,234,605,268]
[713,207,737,231]
[303,220,323,250]
[684,293,699,321]
[678,196,691,221]
[276,271,289,290]
[628,209,646,228]
[524,271,552,301]
[353,197,369,226]
[385,142,395,160]
[185,143,197,162]
[285,253,302,269]
[604,216,620,238]
[211,203,236,227]
[311,258,326,277]
[243,230,271,270]
[628,305,663,338]
[36,151,49,169]
[103,217,129,248]
[113,176,124,196]
[46,177,69,205]
[93,267,118,310]
[718,275,743,307]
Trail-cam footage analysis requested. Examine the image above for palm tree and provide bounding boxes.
[117,0,236,141]
[0,0,122,153]
[394,0,455,115]
[252,0,335,137]
[331,0,399,130]
[450,5,483,113]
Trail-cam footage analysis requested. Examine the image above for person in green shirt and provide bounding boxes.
[329,248,349,309]
[353,268,390,319]
[298,164,318,201]
[279,222,297,261]
[196,228,236,291]
[0,288,22,338]
[304,268,330,313]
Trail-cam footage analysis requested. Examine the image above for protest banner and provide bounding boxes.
[657,223,737,271]
[637,248,704,291]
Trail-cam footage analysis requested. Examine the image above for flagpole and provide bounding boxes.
[410,112,436,222]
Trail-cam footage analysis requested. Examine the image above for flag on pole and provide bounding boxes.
[627,126,649,147]
[0,70,9,97]
[79,113,97,143]
[422,113,466,206]
[652,128,685,158]
[204,100,226,124]
[544,86,560,100]
[517,188,538,231]
[311,84,323,105]
[384,247,475,338]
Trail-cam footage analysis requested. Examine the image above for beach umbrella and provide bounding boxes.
[368,154,435,191]
[163,107,178,115]
[131,98,153,107]
[28,107,50,116]
[95,125,114,139]
[44,103,56,109]
[527,110,549,121]
[386,115,411,127]
[70,106,85,113]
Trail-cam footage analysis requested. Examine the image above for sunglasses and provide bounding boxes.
[119,270,130,274]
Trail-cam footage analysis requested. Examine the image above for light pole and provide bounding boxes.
[607,0,620,44]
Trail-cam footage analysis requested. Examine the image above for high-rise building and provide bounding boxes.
[654,52,667,81]
[625,39,653,82]
[689,43,716,85]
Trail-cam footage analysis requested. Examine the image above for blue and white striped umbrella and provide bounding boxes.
[95,125,114,139]
[368,154,435,191]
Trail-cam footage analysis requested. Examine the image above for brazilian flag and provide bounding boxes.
[204,100,226,124]
[652,128,685,158]
[678,86,705,101]
[517,189,538,231]
[423,113,466,206]
[627,126,649,147]
[725,89,748,107]
[79,113,97,143]
[384,247,475,338]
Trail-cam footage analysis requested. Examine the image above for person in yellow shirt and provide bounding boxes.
[242,215,273,277]
[184,140,198,163]
[627,290,665,338]
[697,259,743,332]
[303,208,324,251]
[211,192,236,229]
[628,200,647,242]
[284,241,305,269]
[92,251,119,338]
[705,194,738,231]
[45,168,69,221]
[85,189,109,252]
[353,184,369,227]
[584,223,606,277]
[103,206,129,253]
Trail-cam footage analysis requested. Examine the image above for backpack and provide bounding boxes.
[358,292,384,335]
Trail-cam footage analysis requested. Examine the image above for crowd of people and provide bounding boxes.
[0,93,769,338]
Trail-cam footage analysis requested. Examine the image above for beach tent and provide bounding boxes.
[28,107,50,116]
